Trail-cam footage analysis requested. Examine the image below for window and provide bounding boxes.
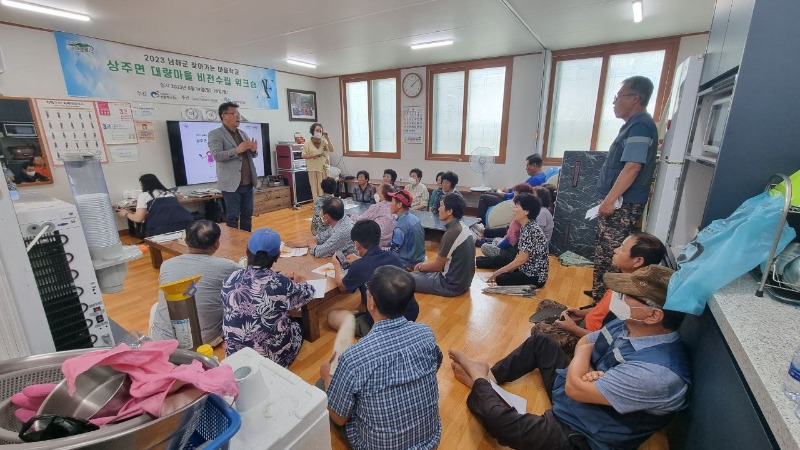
[341,70,400,157]
[427,57,512,163]
[542,37,680,162]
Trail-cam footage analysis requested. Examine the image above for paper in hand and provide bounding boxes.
[585,196,623,220]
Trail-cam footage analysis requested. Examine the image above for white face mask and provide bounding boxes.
[609,293,651,322]
[409,178,418,185]
[314,131,323,139]
[26,171,36,177]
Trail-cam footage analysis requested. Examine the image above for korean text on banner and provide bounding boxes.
[53,32,279,110]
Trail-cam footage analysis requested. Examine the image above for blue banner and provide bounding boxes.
[53,32,278,110]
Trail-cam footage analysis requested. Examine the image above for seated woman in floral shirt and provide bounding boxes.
[311,177,337,236]
[486,193,549,287]
[222,227,316,367]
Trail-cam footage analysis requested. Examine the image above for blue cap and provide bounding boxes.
[248,227,281,257]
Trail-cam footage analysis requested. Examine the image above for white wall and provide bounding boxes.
[676,33,710,66]
[318,53,545,188]
[0,24,322,228]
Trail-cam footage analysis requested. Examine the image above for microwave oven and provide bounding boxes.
[3,122,38,138]
[701,97,731,156]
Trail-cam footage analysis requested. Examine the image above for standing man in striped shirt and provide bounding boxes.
[591,76,659,303]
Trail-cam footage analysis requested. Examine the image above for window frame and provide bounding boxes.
[425,56,513,164]
[541,36,680,165]
[340,69,402,159]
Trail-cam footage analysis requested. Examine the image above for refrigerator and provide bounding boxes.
[645,55,705,244]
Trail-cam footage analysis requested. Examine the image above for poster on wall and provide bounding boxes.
[53,31,279,110]
[135,121,156,142]
[96,101,137,145]
[109,145,139,163]
[402,106,424,144]
[35,98,107,165]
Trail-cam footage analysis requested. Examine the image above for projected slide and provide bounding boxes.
[178,122,266,185]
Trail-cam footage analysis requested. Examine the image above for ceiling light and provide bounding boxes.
[286,59,316,69]
[1,0,90,21]
[632,0,643,23]
[411,40,454,50]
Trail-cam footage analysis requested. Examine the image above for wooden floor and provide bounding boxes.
[105,205,668,450]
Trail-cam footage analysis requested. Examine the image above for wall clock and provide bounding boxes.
[402,73,423,98]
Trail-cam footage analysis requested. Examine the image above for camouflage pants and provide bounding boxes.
[591,203,645,302]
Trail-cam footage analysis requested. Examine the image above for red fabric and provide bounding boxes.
[584,290,613,331]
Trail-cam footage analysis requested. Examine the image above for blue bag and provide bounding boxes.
[665,192,796,315]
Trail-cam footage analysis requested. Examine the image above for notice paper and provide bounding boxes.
[280,244,308,257]
[312,263,336,278]
[489,380,527,415]
[306,278,328,299]
[585,197,623,220]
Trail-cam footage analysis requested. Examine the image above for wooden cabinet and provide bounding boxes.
[253,186,291,216]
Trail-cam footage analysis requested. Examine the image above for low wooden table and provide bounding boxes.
[144,226,340,342]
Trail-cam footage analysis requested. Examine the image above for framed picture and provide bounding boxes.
[287,89,317,122]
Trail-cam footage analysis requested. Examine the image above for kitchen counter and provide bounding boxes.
[709,274,800,449]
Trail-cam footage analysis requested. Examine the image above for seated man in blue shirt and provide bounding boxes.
[388,189,426,269]
[321,265,443,450]
[477,153,546,223]
[449,265,690,450]
[329,219,419,336]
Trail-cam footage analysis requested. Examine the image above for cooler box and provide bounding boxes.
[222,347,331,450]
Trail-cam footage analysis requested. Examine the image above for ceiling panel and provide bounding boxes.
[0,0,713,77]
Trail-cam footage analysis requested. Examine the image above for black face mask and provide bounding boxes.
[19,415,99,442]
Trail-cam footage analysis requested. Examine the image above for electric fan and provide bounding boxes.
[469,147,495,192]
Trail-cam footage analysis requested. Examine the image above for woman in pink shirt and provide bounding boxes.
[350,184,397,247]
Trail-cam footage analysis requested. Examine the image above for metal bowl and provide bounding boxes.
[37,366,131,421]
[0,348,216,449]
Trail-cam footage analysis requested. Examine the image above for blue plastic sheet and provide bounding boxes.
[665,192,796,315]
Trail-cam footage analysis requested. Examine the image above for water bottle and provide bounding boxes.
[784,346,800,401]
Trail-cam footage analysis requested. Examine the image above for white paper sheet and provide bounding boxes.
[489,380,527,415]
[312,263,336,278]
[585,197,623,220]
[280,245,308,257]
[147,231,183,243]
[306,278,328,299]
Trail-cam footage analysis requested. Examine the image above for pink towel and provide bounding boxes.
[32,340,237,426]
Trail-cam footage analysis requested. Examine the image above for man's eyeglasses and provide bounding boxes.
[222,112,241,117]
[614,93,638,101]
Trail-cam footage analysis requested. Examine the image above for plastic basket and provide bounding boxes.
[183,394,241,450]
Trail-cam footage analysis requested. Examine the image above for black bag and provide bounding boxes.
[204,199,225,223]
[143,195,194,236]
